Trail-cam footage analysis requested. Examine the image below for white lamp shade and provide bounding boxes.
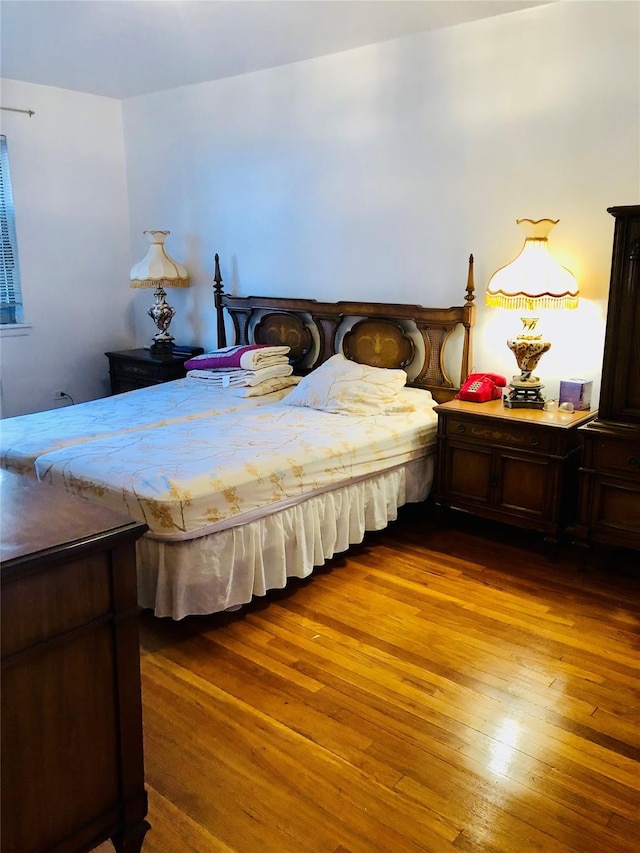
[130,230,189,288]
[486,219,578,311]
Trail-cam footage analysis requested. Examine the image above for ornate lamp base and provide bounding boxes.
[149,339,174,358]
[504,375,546,409]
[505,317,550,409]
[148,285,176,355]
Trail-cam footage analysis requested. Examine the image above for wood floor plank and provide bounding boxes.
[135,509,640,852]
[318,669,640,823]
[144,784,236,852]
[273,565,639,756]
[142,656,462,852]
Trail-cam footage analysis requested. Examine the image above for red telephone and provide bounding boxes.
[456,372,507,402]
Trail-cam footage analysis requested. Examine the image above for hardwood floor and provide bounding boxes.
[134,507,640,852]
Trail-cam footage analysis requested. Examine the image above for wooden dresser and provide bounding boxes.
[1,471,150,853]
[575,205,640,554]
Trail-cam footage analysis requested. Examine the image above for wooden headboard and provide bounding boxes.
[212,255,476,403]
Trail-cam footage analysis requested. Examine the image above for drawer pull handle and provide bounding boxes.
[456,424,466,433]
[530,437,539,446]
[629,457,639,469]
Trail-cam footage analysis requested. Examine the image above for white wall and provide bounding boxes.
[0,79,132,417]
[123,0,639,406]
[1,2,637,418]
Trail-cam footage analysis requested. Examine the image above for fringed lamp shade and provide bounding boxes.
[130,230,189,353]
[486,219,579,311]
[486,219,579,409]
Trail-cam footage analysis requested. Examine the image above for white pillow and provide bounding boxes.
[283,353,411,415]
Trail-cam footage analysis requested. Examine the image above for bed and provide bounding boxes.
[0,371,297,476]
[2,254,476,619]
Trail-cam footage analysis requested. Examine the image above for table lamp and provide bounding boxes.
[486,219,579,408]
[130,230,189,354]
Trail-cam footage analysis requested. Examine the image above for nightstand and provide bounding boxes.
[433,398,596,546]
[105,348,202,394]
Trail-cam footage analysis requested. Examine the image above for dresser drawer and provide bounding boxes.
[1,551,112,657]
[594,438,640,477]
[590,476,640,533]
[446,417,553,453]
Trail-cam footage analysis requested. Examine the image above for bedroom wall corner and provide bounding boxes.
[0,79,133,418]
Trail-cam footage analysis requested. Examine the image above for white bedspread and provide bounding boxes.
[35,388,437,541]
[0,378,295,476]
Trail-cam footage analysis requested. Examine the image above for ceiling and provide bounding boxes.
[1,0,551,101]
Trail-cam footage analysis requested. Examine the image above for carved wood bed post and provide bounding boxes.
[460,253,476,386]
[213,254,226,348]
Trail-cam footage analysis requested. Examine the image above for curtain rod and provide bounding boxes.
[1,106,35,117]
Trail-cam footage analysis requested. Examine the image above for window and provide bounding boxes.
[0,135,23,324]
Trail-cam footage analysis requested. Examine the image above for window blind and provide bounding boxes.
[0,134,23,323]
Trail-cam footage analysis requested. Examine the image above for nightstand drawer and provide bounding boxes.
[118,360,162,380]
[594,438,640,477]
[446,417,553,453]
[106,349,198,394]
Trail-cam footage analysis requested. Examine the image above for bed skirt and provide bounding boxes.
[136,456,433,620]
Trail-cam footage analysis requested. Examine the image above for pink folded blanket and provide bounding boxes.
[184,345,290,371]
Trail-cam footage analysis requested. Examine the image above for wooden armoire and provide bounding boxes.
[575,205,640,554]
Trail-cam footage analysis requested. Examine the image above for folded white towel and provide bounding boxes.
[231,375,301,397]
[186,362,293,388]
